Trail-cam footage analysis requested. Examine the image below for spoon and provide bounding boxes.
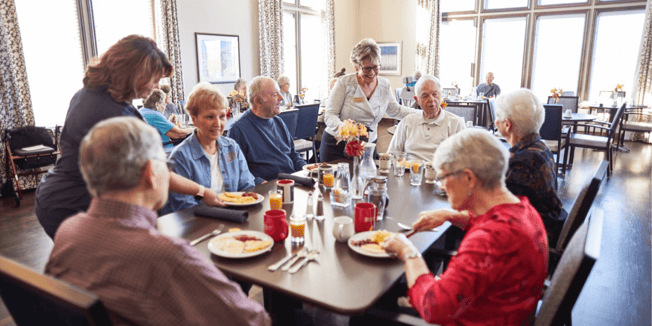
[281,247,308,271]
[288,249,319,274]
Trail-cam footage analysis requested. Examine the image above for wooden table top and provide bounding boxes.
[156,164,451,315]
[562,113,597,122]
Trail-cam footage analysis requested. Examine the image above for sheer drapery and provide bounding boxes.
[259,0,284,79]
[415,0,441,77]
[631,1,652,143]
[0,0,38,189]
[155,0,185,104]
[321,0,335,100]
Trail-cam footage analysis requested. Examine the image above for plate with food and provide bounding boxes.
[218,192,264,206]
[207,230,274,258]
[302,163,336,172]
[348,230,395,258]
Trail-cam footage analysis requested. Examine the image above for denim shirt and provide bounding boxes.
[161,133,255,214]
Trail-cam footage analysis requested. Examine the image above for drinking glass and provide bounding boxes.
[290,214,305,244]
[410,159,423,186]
[424,162,437,184]
[378,153,392,173]
[392,152,407,177]
[269,189,283,210]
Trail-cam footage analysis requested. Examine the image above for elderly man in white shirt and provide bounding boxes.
[387,74,466,162]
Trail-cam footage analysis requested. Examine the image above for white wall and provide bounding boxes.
[176,0,260,98]
[333,0,360,76]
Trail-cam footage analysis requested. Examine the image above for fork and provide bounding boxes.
[190,224,225,246]
[288,249,319,274]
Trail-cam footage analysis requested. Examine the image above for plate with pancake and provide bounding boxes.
[218,192,264,207]
[207,230,274,258]
[348,230,395,258]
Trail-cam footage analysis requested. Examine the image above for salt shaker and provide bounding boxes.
[315,193,325,221]
[305,192,314,220]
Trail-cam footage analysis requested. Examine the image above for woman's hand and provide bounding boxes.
[414,209,470,231]
[383,233,418,261]
[202,189,227,207]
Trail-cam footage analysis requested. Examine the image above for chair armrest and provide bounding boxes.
[574,124,611,132]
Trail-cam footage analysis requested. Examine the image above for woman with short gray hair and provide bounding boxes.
[495,88,565,245]
[322,38,418,161]
[277,75,292,108]
[382,128,548,325]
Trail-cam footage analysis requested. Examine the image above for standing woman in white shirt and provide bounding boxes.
[321,38,418,162]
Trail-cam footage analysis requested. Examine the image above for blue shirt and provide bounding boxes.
[227,110,306,183]
[139,107,175,147]
[161,133,255,214]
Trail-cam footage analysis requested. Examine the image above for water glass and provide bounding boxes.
[378,153,392,173]
[392,152,407,177]
[424,162,437,184]
[410,160,424,186]
[290,214,305,244]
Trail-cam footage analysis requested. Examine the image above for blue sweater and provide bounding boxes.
[227,110,306,182]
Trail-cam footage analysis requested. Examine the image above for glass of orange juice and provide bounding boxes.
[269,190,283,210]
[323,172,334,190]
[290,214,305,244]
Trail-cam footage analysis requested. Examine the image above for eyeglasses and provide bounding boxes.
[434,170,464,188]
[359,65,381,73]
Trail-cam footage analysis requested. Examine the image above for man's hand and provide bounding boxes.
[202,189,227,207]
[414,209,470,231]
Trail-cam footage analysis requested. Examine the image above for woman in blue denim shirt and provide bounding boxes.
[162,83,255,214]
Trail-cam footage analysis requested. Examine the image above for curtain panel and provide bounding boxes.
[415,0,441,77]
[155,0,185,105]
[0,0,38,190]
[632,1,652,143]
[259,0,284,80]
[321,0,335,100]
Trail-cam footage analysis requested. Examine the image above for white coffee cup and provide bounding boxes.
[333,216,355,242]
[565,109,572,118]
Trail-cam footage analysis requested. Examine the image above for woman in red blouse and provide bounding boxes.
[384,128,549,325]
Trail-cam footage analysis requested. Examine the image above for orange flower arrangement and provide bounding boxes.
[228,90,246,103]
[336,119,368,157]
[441,100,448,109]
[614,84,624,92]
[550,88,563,102]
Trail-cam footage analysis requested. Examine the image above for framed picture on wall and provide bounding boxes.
[378,42,402,76]
[195,33,241,84]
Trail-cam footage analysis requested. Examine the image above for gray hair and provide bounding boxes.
[433,128,509,190]
[234,78,246,91]
[79,117,165,197]
[248,76,278,105]
[413,70,422,81]
[277,75,290,87]
[350,38,381,66]
[415,74,442,97]
[494,88,545,137]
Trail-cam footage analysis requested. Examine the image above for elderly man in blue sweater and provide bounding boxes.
[227,76,306,183]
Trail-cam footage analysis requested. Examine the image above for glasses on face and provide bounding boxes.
[434,170,463,188]
[360,65,381,73]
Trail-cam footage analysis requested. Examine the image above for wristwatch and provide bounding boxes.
[194,185,205,201]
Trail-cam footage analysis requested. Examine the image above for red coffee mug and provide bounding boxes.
[264,209,288,242]
[354,203,376,233]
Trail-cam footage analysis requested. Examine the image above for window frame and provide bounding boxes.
[282,0,322,95]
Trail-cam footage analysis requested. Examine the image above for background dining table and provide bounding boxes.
[156,160,453,324]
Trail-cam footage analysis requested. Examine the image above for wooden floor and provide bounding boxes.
[1,120,650,325]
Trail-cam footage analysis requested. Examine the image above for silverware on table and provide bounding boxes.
[288,249,319,274]
[281,247,308,271]
[269,250,300,272]
[190,224,225,246]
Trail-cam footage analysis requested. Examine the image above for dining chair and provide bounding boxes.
[486,98,497,131]
[278,109,299,140]
[532,209,603,326]
[293,103,320,162]
[567,103,626,177]
[618,107,652,148]
[442,87,458,97]
[0,256,113,326]
[540,104,569,177]
[547,96,579,114]
[400,86,416,108]
[445,105,477,126]
[548,160,607,276]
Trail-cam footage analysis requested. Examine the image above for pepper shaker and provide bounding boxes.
[315,193,325,221]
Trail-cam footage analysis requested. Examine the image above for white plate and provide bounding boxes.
[348,231,394,258]
[207,230,274,259]
[302,163,336,172]
[220,192,264,207]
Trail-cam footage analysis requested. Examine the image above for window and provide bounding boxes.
[588,10,646,101]
[481,17,527,93]
[485,0,528,10]
[283,0,326,102]
[439,19,477,96]
[441,0,475,13]
[531,14,586,101]
[14,0,156,126]
[538,0,587,5]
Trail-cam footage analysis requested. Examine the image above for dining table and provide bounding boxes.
[156,160,453,324]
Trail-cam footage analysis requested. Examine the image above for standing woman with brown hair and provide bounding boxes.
[36,35,225,239]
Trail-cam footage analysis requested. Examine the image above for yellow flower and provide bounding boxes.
[441,100,447,109]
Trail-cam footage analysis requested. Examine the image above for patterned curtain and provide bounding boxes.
[258,0,284,80]
[415,0,441,77]
[155,0,185,104]
[0,0,38,190]
[321,0,335,100]
[632,1,652,143]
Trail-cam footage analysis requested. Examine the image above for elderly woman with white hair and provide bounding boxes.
[495,88,565,245]
[321,38,419,162]
[277,75,293,108]
[383,128,548,325]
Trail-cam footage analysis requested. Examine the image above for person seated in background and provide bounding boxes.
[387,74,466,162]
[162,83,255,214]
[383,128,548,325]
[45,117,271,326]
[227,76,306,183]
[160,84,181,120]
[277,75,293,108]
[139,89,193,150]
[495,88,566,245]
[232,78,250,111]
[413,70,422,82]
[329,67,347,91]
[476,72,501,97]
